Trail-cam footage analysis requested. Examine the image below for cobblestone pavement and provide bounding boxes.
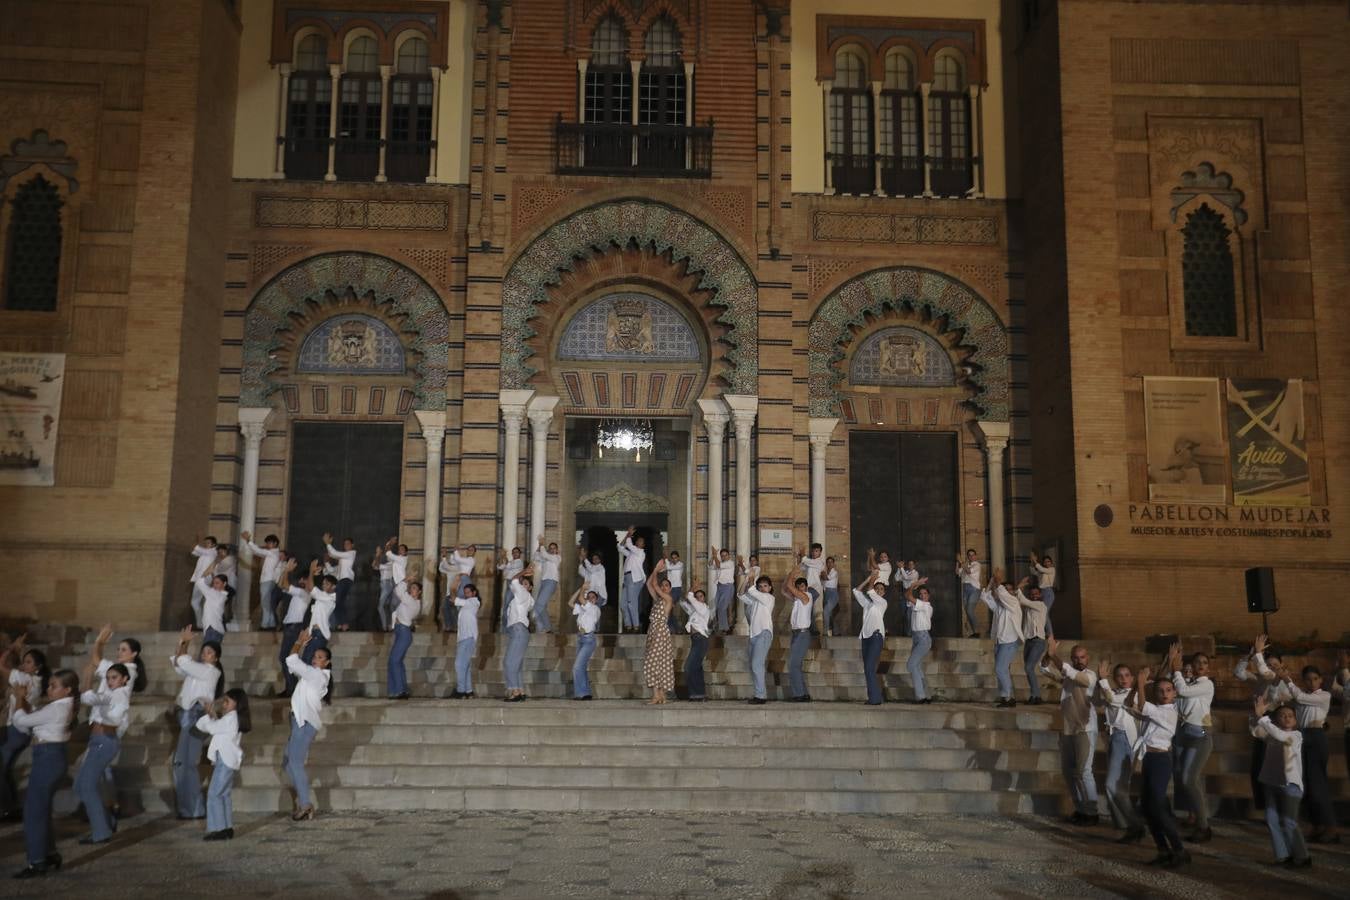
[1,809,1347,898]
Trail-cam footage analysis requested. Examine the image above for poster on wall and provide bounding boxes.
[1143,376,1226,503]
[0,353,65,487]
[1226,378,1310,507]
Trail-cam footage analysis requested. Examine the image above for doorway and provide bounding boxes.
[574,516,667,633]
[848,431,960,636]
[285,421,404,630]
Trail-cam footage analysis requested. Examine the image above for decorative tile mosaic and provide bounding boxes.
[295,314,407,375]
[849,326,955,388]
[556,292,701,362]
[807,266,1010,422]
[500,200,758,394]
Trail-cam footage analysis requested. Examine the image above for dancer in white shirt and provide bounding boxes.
[197,687,250,841]
[1031,552,1056,635]
[867,548,893,594]
[372,537,398,632]
[1165,642,1214,842]
[642,562,676,705]
[0,635,48,822]
[170,626,223,821]
[386,576,421,700]
[664,550,685,631]
[8,668,78,879]
[982,570,1024,708]
[283,628,331,821]
[73,655,130,845]
[439,544,478,630]
[1237,634,1293,811]
[618,528,647,634]
[570,585,602,700]
[531,538,562,633]
[1015,578,1048,705]
[1252,695,1311,867]
[241,531,283,630]
[1096,660,1144,841]
[322,533,358,631]
[821,557,840,637]
[187,536,218,629]
[1274,660,1338,843]
[195,567,231,646]
[305,560,339,664]
[680,584,711,702]
[853,570,887,706]
[800,543,825,634]
[577,546,609,618]
[904,578,934,703]
[452,584,482,698]
[1043,637,1100,825]
[956,549,983,638]
[786,570,814,702]
[741,572,777,704]
[276,559,310,696]
[711,546,736,635]
[496,547,525,631]
[1127,667,1190,867]
[502,569,535,701]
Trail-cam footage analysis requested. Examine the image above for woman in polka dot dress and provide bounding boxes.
[643,560,675,705]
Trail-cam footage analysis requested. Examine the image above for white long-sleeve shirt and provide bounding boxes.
[1017,591,1048,640]
[1240,654,1295,706]
[532,547,560,583]
[1135,701,1178,756]
[741,587,776,638]
[908,597,933,632]
[505,577,534,628]
[619,538,646,584]
[286,654,329,731]
[853,588,887,639]
[573,602,601,634]
[387,551,408,583]
[392,582,419,628]
[789,594,813,630]
[895,566,920,590]
[198,577,228,634]
[282,585,311,625]
[447,550,475,580]
[1033,562,1056,589]
[1097,680,1140,745]
[681,598,710,637]
[11,697,74,742]
[578,559,608,602]
[982,585,1024,644]
[215,554,238,589]
[196,709,243,770]
[1171,673,1215,728]
[1287,683,1331,729]
[1047,662,1097,735]
[1253,716,1304,790]
[454,595,481,642]
[6,670,40,726]
[822,567,838,590]
[189,544,216,583]
[309,587,336,638]
[665,560,684,589]
[498,558,524,583]
[800,555,824,591]
[325,543,356,580]
[957,559,981,588]
[171,654,220,710]
[875,562,893,586]
[80,681,131,737]
[246,541,283,583]
[714,558,735,585]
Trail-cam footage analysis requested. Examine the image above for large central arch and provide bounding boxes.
[500,199,758,395]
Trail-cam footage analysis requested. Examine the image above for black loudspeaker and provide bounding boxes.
[1145,634,1179,655]
[1245,567,1278,614]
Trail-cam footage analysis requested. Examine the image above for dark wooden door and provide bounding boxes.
[848,431,960,636]
[575,514,666,632]
[286,422,404,630]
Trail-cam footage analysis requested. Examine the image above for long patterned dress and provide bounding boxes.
[643,598,675,693]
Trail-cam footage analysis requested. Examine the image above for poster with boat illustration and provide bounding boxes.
[0,353,64,486]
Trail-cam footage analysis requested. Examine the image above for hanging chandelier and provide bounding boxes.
[595,418,654,453]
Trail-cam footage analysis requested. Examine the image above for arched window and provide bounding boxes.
[828,48,873,194]
[928,52,973,196]
[285,34,331,179]
[879,49,922,196]
[336,35,382,180]
[3,176,63,312]
[388,36,433,181]
[583,15,633,169]
[1181,204,1238,337]
[638,17,687,171]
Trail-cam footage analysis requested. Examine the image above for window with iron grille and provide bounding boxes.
[1181,204,1239,337]
[3,175,63,312]
[828,48,872,194]
[285,34,331,179]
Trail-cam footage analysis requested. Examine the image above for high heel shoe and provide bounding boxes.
[291,805,315,822]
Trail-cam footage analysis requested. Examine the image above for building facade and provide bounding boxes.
[0,0,1345,640]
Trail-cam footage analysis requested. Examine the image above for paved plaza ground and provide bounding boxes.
[1,809,1347,898]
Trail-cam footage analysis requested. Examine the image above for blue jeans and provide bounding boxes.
[684,633,708,698]
[961,584,981,635]
[334,578,353,629]
[455,637,477,693]
[173,703,206,818]
[861,633,883,704]
[387,622,413,696]
[204,626,224,645]
[747,631,771,699]
[907,630,932,700]
[280,622,304,692]
[301,630,328,664]
[284,715,318,809]
[668,586,683,631]
[1141,751,1183,853]
[259,580,278,629]
[788,629,811,698]
[715,583,734,632]
[1174,723,1212,829]
[443,595,457,632]
[1263,783,1309,861]
[1023,637,1046,700]
[0,724,31,814]
[994,640,1019,700]
[74,732,120,841]
[1104,730,1143,830]
[620,576,642,630]
[534,580,557,632]
[23,742,65,865]
[503,623,529,692]
[573,633,597,698]
[1041,586,1056,636]
[822,588,839,634]
[1061,731,1099,816]
[206,759,236,833]
[378,577,396,630]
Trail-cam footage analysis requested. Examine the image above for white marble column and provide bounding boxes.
[807,417,839,547]
[527,395,559,548]
[968,83,984,198]
[870,80,884,196]
[426,67,441,182]
[325,63,341,182]
[274,65,291,178]
[820,80,834,194]
[974,421,1011,577]
[697,398,729,590]
[235,407,271,631]
[499,389,535,555]
[415,410,447,616]
[724,396,757,636]
[376,64,391,183]
[920,81,934,197]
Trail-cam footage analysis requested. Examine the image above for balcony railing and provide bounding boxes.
[386,140,434,183]
[826,152,976,197]
[334,137,381,181]
[929,157,975,197]
[827,151,874,195]
[556,118,713,178]
[283,136,329,180]
[879,154,924,197]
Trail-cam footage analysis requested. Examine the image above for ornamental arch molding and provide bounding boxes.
[501,199,758,394]
[809,266,1009,421]
[242,252,450,410]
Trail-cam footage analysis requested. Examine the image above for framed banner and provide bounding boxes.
[0,353,65,487]
[1226,378,1309,507]
[1143,377,1226,503]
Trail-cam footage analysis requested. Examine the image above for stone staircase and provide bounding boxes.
[6,629,1344,818]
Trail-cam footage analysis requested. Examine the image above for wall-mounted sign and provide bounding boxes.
[760,528,794,550]
[0,352,64,487]
[1226,378,1309,507]
[1143,377,1226,503]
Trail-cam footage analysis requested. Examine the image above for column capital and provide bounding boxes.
[807,416,839,456]
[500,388,535,431]
[328,62,342,79]
[429,65,442,82]
[527,394,560,431]
[724,394,757,444]
[238,407,271,446]
[972,420,1010,454]
[415,409,447,447]
[697,397,729,436]
[277,63,292,77]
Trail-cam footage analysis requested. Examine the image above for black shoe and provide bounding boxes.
[394,692,410,701]
[968,632,979,639]
[791,695,810,703]
[203,828,234,841]
[748,697,767,705]
[1147,852,1172,866]
[0,809,22,823]
[1286,856,1312,869]
[687,697,707,702]
[78,835,111,846]
[12,863,50,880]
[573,695,593,701]
[1165,849,1192,867]
[919,698,933,704]
[1027,697,1043,706]
[1187,827,1212,844]
[996,699,1016,709]
[462,692,475,699]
